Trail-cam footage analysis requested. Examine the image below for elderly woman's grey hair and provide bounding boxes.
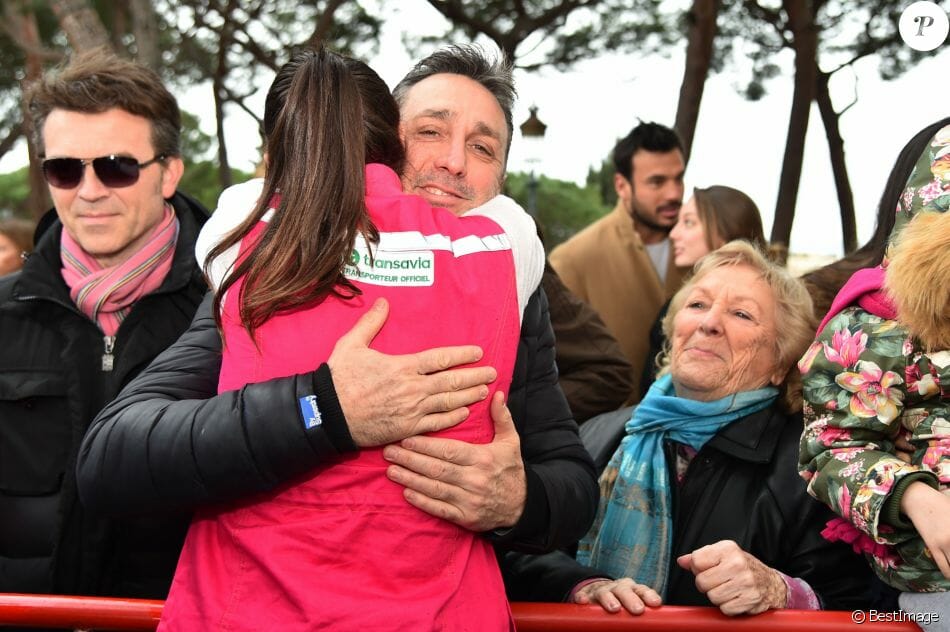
[659,240,816,412]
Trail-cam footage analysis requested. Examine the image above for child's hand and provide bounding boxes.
[901,481,950,579]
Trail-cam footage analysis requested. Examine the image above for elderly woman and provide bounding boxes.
[502,241,871,614]
[642,185,766,393]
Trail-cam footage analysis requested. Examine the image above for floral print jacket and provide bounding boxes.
[799,122,950,593]
[799,310,949,592]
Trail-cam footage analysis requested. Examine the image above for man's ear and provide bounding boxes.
[160,156,185,199]
[614,173,630,199]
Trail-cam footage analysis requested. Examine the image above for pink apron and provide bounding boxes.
[159,165,519,631]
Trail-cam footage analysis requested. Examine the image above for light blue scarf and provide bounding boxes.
[576,374,778,596]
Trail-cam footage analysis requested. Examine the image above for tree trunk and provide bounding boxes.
[10,2,53,220]
[674,0,721,163]
[0,123,23,161]
[213,80,232,190]
[769,0,818,259]
[23,103,49,223]
[815,69,858,254]
[129,0,161,69]
[213,0,238,190]
[306,0,346,47]
[498,37,519,64]
[48,0,111,52]
[110,1,127,52]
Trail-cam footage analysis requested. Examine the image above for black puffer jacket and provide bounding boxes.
[0,192,207,598]
[78,285,597,572]
[502,406,873,610]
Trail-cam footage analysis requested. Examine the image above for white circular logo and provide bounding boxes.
[899,1,949,51]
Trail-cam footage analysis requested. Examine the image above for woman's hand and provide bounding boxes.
[677,540,787,615]
[571,578,662,614]
[900,481,950,579]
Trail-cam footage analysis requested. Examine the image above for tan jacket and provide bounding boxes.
[549,203,687,402]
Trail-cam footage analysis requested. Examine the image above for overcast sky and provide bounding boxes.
[3,1,948,256]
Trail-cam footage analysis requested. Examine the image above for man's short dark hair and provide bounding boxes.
[393,45,516,161]
[26,47,181,157]
[612,121,683,180]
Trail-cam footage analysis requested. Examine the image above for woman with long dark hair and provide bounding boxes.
[159,48,543,631]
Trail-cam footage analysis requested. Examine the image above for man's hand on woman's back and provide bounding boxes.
[329,297,498,447]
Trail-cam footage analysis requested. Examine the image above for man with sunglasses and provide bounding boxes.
[0,50,208,599]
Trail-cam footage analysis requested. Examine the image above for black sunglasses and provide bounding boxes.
[41,154,167,189]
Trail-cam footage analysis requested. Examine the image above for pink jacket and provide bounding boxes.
[159,164,538,631]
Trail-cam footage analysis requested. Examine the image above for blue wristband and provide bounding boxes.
[298,394,323,430]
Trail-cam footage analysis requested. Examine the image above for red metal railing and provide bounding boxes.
[0,594,161,630]
[512,603,922,631]
[0,595,923,631]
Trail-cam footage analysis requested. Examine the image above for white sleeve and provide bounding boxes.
[467,195,545,320]
[195,178,265,291]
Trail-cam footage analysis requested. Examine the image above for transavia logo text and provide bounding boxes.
[351,251,432,270]
[344,248,435,287]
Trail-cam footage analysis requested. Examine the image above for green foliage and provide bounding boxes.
[717,0,949,100]
[177,161,254,212]
[405,0,946,118]
[180,110,216,162]
[586,156,617,208]
[155,0,382,100]
[503,171,609,251]
[0,1,381,168]
[0,3,58,153]
[0,167,32,219]
[538,0,682,70]
[407,0,681,71]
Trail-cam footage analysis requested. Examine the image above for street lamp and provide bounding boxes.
[519,105,547,216]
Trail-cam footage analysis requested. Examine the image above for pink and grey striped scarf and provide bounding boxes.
[61,204,179,336]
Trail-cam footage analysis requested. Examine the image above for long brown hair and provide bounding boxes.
[692,185,765,251]
[208,48,404,340]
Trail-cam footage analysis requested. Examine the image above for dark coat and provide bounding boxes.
[0,193,208,598]
[640,298,670,396]
[502,405,873,610]
[77,284,598,571]
[542,262,633,424]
